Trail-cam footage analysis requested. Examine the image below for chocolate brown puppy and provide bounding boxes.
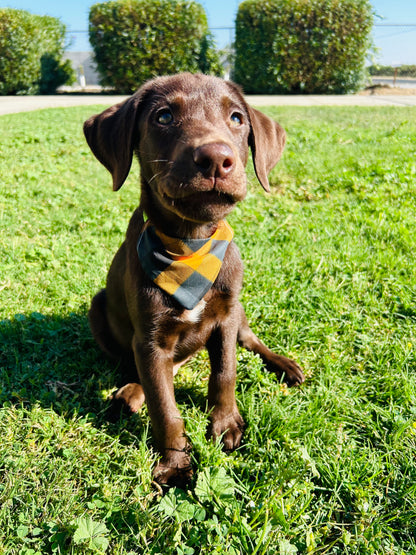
[84,73,304,487]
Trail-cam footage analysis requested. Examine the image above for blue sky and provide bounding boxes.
[4,0,416,65]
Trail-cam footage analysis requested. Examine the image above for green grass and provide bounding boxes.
[0,104,415,554]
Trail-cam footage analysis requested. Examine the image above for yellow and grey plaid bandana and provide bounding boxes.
[137,220,234,310]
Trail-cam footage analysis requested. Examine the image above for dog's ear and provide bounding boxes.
[83,93,143,191]
[246,106,286,193]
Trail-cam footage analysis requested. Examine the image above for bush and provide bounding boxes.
[368,65,416,78]
[234,0,373,94]
[0,8,75,95]
[89,0,222,93]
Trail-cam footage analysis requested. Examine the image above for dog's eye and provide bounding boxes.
[230,112,243,127]
[157,109,174,125]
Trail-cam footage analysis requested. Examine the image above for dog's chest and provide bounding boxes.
[180,300,206,323]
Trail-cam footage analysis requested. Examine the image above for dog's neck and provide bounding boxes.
[140,189,223,240]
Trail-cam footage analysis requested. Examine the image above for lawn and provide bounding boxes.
[0,104,415,554]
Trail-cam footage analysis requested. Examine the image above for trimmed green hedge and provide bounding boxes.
[368,65,416,78]
[234,0,373,94]
[89,0,221,93]
[0,8,75,95]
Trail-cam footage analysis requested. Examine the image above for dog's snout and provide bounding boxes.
[193,143,235,179]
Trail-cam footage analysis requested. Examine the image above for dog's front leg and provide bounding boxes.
[206,315,245,451]
[132,337,192,487]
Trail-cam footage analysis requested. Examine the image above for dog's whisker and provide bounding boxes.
[148,170,167,184]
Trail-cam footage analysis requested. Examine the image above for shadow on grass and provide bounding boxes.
[0,311,206,436]
[0,311,113,417]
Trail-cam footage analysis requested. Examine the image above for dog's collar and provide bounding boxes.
[137,220,234,310]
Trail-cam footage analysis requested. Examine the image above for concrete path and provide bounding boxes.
[0,95,127,116]
[1,93,416,116]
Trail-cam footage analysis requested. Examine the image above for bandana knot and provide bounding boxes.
[137,220,234,310]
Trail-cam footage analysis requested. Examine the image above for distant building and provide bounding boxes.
[63,52,100,87]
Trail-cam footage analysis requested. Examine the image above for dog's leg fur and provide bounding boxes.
[206,308,245,450]
[131,338,192,487]
[89,289,123,361]
[89,289,146,419]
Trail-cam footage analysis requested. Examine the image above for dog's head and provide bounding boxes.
[84,73,286,225]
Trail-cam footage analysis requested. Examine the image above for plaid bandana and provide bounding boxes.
[137,220,234,310]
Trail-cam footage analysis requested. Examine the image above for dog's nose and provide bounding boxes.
[193,143,235,179]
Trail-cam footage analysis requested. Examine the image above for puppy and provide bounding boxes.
[84,73,304,487]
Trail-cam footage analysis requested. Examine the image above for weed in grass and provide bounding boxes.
[0,105,416,553]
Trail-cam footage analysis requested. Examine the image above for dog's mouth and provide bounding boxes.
[163,189,237,206]
[159,188,239,223]
[160,174,247,206]
[146,170,248,223]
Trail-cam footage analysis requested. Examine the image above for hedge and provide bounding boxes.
[89,0,221,93]
[0,9,75,95]
[368,65,416,78]
[234,0,374,94]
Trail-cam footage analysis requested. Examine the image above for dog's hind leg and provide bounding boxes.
[89,289,125,360]
[89,289,146,419]
[237,303,305,386]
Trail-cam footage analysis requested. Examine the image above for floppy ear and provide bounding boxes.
[83,92,143,191]
[247,106,286,192]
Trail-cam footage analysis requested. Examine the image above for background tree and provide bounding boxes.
[234,0,374,94]
[0,8,75,95]
[89,0,222,94]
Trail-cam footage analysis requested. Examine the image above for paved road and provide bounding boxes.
[1,92,416,116]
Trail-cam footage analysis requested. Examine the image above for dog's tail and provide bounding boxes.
[88,289,124,361]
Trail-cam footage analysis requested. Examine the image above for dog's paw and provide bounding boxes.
[153,451,193,489]
[209,408,245,451]
[107,383,146,422]
[265,354,305,387]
